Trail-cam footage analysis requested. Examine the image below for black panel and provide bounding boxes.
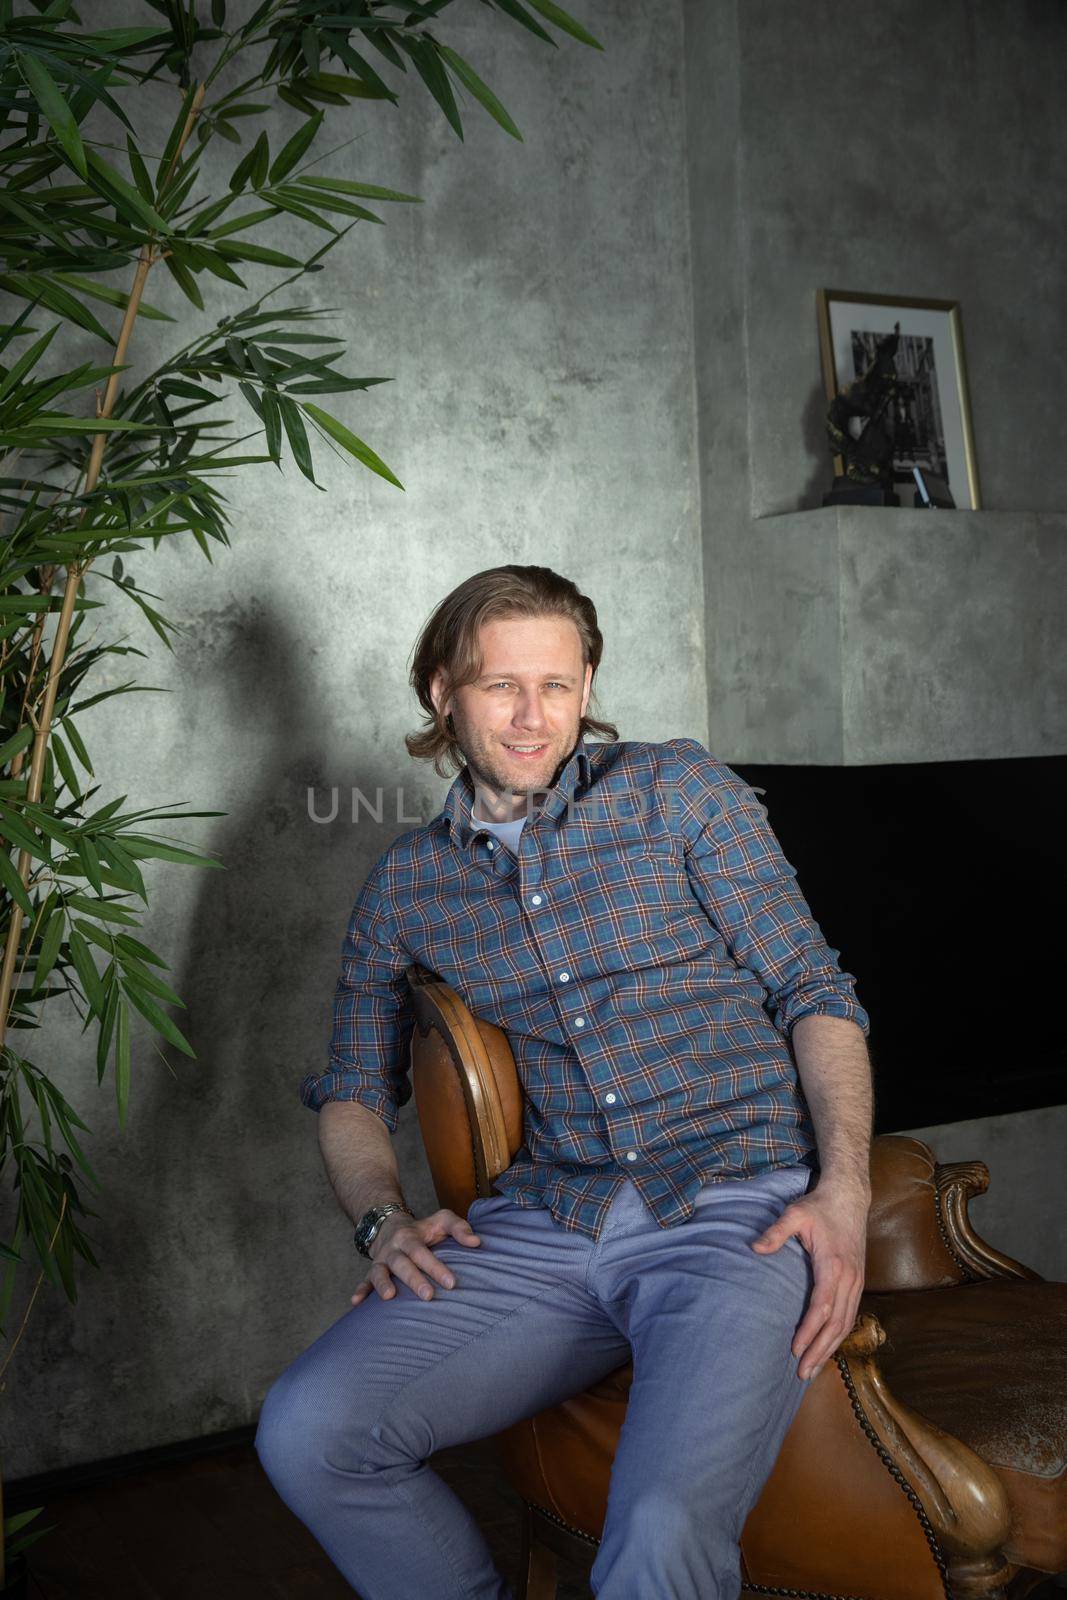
[730,756,1067,1132]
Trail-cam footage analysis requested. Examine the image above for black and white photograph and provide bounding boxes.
[849,329,949,483]
[819,290,981,508]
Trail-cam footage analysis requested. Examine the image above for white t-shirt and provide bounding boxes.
[475,811,527,857]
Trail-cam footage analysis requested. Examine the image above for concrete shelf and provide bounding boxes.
[712,507,1067,765]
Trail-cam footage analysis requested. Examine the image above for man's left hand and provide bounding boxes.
[750,1179,870,1382]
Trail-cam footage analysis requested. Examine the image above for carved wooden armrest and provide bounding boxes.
[935,1161,1042,1283]
[840,1314,1013,1599]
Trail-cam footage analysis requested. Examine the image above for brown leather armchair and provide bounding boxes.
[407,965,1067,1600]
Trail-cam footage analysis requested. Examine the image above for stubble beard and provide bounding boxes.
[456,720,581,815]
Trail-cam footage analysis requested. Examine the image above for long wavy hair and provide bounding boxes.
[406,564,619,777]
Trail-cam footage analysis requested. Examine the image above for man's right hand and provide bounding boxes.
[352,1208,482,1307]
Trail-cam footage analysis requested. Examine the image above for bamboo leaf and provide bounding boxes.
[125,133,154,204]
[115,996,130,1126]
[158,82,199,180]
[0,322,58,403]
[0,802,50,863]
[302,401,403,489]
[277,83,318,117]
[51,731,81,798]
[32,905,65,994]
[0,724,34,768]
[0,272,111,343]
[21,803,71,846]
[213,240,302,267]
[121,977,195,1057]
[66,894,138,925]
[489,0,555,44]
[332,39,397,102]
[96,978,118,1083]
[67,926,104,1015]
[119,837,223,869]
[180,243,247,287]
[19,49,88,178]
[399,35,463,139]
[524,0,603,48]
[115,932,167,967]
[61,718,93,775]
[50,272,175,322]
[115,955,184,1008]
[293,175,420,203]
[95,838,147,901]
[0,846,33,917]
[206,204,281,239]
[162,251,204,311]
[0,1220,25,1333]
[249,129,271,188]
[278,394,318,484]
[268,110,322,182]
[261,387,282,461]
[228,130,265,193]
[77,837,103,894]
[85,149,169,233]
[301,26,321,77]
[437,45,523,139]
[264,190,336,233]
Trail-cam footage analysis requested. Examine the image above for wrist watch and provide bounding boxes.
[354,1202,412,1258]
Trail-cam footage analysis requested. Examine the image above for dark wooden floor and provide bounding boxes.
[20,1438,1067,1599]
[21,1436,594,1599]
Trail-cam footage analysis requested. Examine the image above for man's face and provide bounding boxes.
[431,614,593,822]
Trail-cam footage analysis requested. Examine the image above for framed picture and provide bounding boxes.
[816,289,981,509]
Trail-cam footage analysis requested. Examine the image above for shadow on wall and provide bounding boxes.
[136,598,419,1434]
[800,380,830,509]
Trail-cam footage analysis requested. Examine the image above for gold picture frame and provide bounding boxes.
[816,288,981,509]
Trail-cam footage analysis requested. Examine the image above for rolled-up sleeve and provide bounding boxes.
[299,863,415,1128]
[672,740,870,1040]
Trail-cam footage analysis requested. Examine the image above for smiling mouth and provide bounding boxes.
[503,742,547,756]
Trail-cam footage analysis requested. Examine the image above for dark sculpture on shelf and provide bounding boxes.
[823,323,902,506]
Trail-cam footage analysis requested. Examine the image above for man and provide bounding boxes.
[256,563,873,1599]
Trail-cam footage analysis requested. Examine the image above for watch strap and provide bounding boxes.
[354,1202,412,1258]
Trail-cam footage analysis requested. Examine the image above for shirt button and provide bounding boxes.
[530,894,542,906]
[486,840,495,851]
[574,1016,585,1027]
[625,1150,638,1162]
[604,1092,616,1104]
[558,970,570,983]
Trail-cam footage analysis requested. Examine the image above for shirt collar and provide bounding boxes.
[438,736,594,846]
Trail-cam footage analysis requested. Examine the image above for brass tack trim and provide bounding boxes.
[933,1177,979,1281]
[527,1499,600,1548]
[836,1353,953,1598]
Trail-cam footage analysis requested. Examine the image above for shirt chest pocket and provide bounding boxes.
[548,842,684,920]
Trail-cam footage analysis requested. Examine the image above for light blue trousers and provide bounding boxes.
[255,1165,815,1599]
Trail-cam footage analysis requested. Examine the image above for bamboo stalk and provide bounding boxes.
[0,84,205,1046]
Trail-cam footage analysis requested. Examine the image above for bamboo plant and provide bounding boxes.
[0,0,600,1580]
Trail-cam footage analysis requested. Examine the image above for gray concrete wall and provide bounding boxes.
[682,0,1067,1395]
[6,1,702,1476]
[713,506,1067,764]
[685,0,1067,764]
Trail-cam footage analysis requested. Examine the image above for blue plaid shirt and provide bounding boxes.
[302,737,870,1239]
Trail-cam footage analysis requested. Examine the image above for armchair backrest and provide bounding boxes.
[407,965,523,1216]
[864,1134,974,1291]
